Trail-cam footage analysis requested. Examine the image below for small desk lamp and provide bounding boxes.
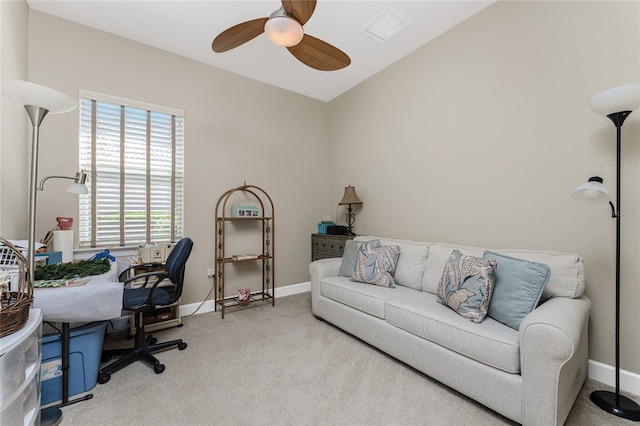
[573,82,640,421]
[338,185,362,236]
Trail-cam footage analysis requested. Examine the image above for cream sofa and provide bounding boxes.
[309,236,591,426]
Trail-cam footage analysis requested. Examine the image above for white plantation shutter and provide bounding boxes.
[78,91,184,247]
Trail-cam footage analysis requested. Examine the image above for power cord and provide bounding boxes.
[182,277,215,317]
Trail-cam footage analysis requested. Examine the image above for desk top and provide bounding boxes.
[33,261,123,323]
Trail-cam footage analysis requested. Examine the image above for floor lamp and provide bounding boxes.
[573,82,640,421]
[2,80,77,282]
[3,80,77,426]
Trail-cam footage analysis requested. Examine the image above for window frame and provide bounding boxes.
[78,89,184,248]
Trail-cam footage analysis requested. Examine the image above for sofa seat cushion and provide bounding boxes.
[320,276,415,319]
[385,292,521,374]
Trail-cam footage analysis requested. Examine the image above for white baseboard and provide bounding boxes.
[588,359,640,397]
[180,282,639,398]
[179,281,310,317]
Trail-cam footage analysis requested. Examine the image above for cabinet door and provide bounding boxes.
[312,234,351,261]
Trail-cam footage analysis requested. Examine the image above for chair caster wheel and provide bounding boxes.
[146,336,158,345]
[154,364,165,374]
[98,372,110,384]
[101,354,112,362]
[178,342,187,350]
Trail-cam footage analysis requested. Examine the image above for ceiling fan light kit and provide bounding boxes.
[264,9,304,47]
[212,0,350,71]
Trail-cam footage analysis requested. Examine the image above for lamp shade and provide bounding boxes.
[67,183,88,194]
[572,176,610,205]
[264,9,304,47]
[339,186,363,205]
[68,171,88,194]
[588,83,640,116]
[2,80,77,113]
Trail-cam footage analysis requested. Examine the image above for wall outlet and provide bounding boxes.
[207,268,214,278]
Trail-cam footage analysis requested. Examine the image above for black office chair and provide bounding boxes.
[98,237,193,384]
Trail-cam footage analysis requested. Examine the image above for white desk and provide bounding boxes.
[32,261,123,323]
[31,261,123,423]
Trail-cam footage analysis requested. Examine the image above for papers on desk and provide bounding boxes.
[5,240,46,251]
[34,278,89,289]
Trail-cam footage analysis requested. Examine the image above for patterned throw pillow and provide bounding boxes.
[350,245,401,288]
[339,239,380,277]
[437,249,497,323]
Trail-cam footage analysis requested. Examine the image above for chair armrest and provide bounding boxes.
[118,262,164,282]
[121,270,174,311]
[121,270,169,288]
[519,295,591,425]
[309,258,342,315]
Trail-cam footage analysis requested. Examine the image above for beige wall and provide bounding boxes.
[24,10,330,305]
[329,1,639,374]
[2,0,638,377]
[0,0,29,238]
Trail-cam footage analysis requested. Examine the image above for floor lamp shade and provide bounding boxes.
[572,176,611,205]
[588,82,640,116]
[3,80,78,114]
[578,82,640,421]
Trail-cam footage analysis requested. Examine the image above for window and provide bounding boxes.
[79,90,184,247]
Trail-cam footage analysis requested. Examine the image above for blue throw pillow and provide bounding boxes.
[437,250,497,323]
[484,251,550,330]
[338,239,380,277]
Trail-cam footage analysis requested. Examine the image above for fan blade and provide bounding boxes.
[282,0,316,25]
[287,34,351,71]
[212,17,268,53]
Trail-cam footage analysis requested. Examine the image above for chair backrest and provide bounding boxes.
[164,237,193,302]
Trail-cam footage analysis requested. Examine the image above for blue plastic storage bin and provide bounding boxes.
[40,321,107,405]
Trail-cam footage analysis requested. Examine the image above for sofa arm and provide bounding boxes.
[519,295,591,425]
[309,258,342,315]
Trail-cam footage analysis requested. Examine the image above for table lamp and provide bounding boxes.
[338,185,363,236]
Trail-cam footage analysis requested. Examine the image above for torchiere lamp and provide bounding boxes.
[3,79,78,426]
[573,82,640,421]
[2,80,77,282]
[338,185,362,236]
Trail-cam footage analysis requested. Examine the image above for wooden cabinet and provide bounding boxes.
[215,185,274,319]
[0,309,42,426]
[311,234,354,261]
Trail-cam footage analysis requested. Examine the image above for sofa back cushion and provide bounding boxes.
[355,236,429,290]
[422,243,585,301]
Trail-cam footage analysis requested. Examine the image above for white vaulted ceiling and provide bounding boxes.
[27,1,494,102]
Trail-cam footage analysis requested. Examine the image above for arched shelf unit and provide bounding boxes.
[214,184,274,318]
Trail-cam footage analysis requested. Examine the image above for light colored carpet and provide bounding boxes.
[57,293,637,425]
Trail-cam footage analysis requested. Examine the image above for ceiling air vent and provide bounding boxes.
[361,8,409,43]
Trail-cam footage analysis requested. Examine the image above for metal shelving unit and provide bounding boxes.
[214,184,274,319]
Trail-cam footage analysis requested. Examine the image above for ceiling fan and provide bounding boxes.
[211,0,351,71]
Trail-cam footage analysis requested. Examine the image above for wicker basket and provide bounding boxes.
[0,238,33,338]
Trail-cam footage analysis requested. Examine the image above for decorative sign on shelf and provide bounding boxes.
[231,205,260,217]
